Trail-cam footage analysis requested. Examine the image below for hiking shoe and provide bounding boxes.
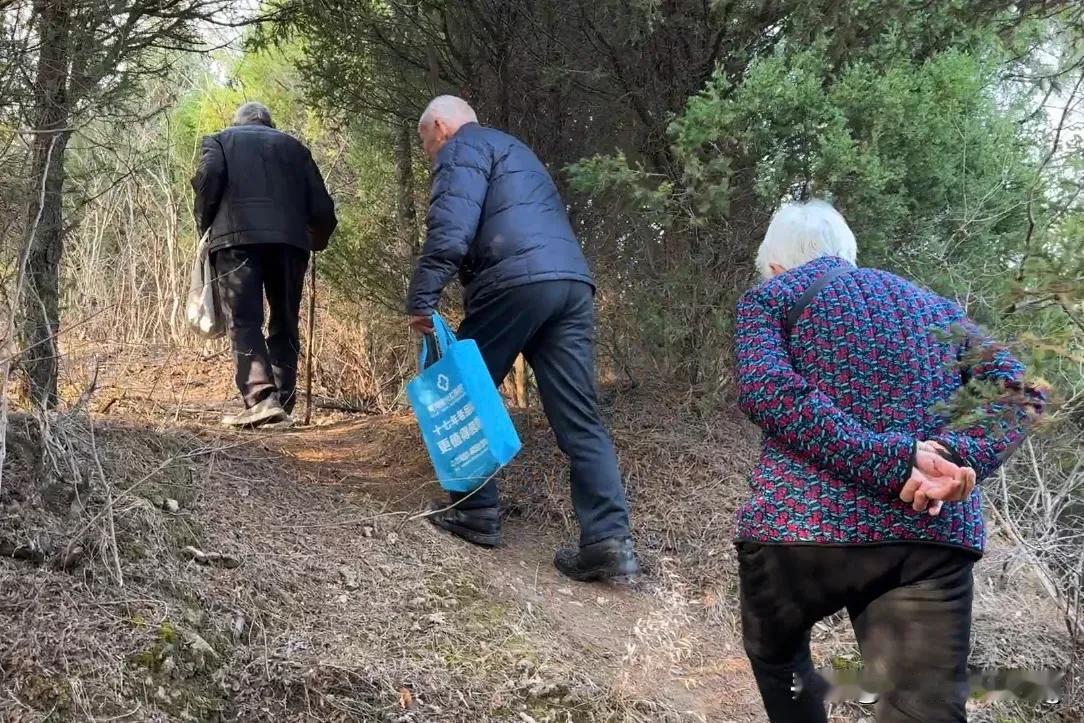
[221,397,288,428]
[261,415,297,431]
[426,501,501,547]
[554,536,640,582]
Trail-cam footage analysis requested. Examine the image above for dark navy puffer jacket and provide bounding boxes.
[734,256,1045,556]
[406,123,593,314]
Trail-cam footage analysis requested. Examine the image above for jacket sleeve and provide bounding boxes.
[406,138,489,315]
[932,321,1045,481]
[305,148,337,252]
[735,287,916,493]
[191,135,226,234]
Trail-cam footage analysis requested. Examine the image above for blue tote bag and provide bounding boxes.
[406,314,522,493]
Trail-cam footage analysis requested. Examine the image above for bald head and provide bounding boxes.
[418,95,478,160]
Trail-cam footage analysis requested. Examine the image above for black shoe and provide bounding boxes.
[281,392,296,416]
[554,536,640,582]
[426,501,501,547]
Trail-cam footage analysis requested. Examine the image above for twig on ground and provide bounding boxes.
[88,415,123,587]
[67,436,260,544]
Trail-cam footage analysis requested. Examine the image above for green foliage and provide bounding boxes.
[568,29,1082,405]
[257,1,1083,412]
[567,152,672,220]
[317,121,424,313]
[576,43,1037,274]
[929,324,1050,432]
[168,39,423,311]
[170,43,328,173]
[272,0,1082,397]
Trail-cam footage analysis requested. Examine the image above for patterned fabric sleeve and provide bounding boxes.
[932,320,1046,481]
[735,287,916,493]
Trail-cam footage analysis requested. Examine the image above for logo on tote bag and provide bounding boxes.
[407,315,522,493]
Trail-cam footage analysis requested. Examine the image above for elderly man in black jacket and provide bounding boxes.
[192,102,337,428]
[407,95,639,582]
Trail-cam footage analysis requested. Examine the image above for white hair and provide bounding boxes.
[755,200,857,279]
[418,95,478,131]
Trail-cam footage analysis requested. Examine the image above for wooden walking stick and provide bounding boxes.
[303,255,317,426]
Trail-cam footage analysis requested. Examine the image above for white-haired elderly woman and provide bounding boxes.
[732,200,1043,722]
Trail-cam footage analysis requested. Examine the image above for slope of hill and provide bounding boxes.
[0,348,1074,722]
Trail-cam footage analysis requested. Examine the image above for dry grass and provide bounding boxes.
[1,408,668,721]
[0,349,1080,722]
[498,381,757,585]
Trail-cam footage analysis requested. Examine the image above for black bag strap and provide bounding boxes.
[784,263,855,337]
[422,332,442,369]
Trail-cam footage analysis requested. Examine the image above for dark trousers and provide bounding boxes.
[738,542,975,723]
[212,244,309,412]
[450,280,631,546]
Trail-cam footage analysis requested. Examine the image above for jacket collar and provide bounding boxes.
[453,122,480,138]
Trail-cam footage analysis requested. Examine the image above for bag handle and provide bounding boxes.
[418,314,458,370]
[784,263,855,337]
[194,229,211,260]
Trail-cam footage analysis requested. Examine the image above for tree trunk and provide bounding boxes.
[20,0,72,409]
[503,355,528,409]
[513,355,527,408]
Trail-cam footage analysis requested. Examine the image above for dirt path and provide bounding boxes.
[265,415,766,723]
[21,346,767,719]
[6,349,1072,721]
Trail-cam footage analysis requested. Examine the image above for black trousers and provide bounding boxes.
[450,280,631,546]
[738,542,975,723]
[212,244,309,412]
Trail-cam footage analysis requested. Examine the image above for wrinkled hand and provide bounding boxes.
[899,442,976,516]
[408,314,434,334]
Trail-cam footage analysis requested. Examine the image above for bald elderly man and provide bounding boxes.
[407,95,639,582]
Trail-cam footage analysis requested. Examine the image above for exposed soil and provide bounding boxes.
[0,346,1075,722]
